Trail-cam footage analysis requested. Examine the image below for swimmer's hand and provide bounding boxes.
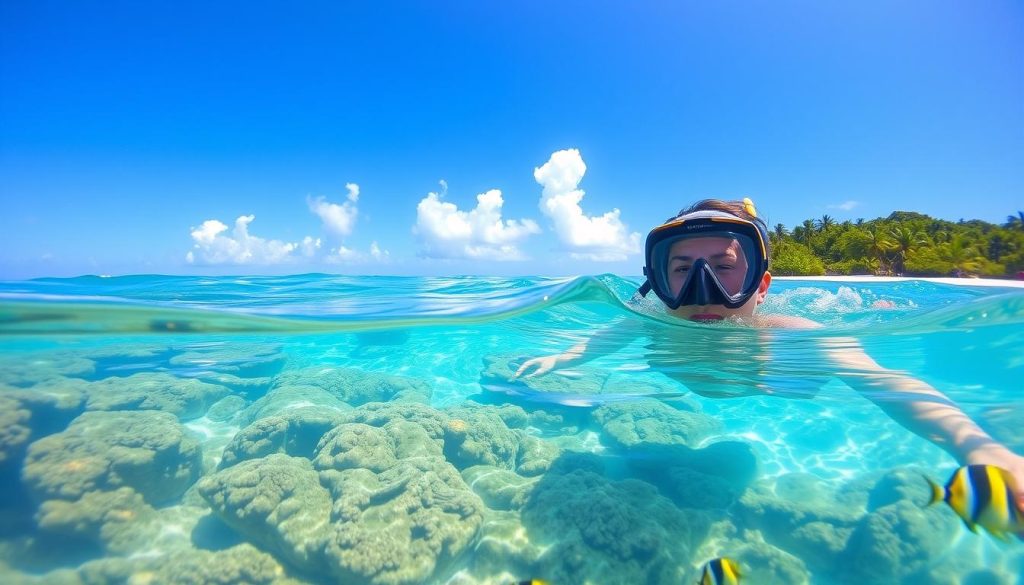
[513,354,573,379]
[966,443,1024,514]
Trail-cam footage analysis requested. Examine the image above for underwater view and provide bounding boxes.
[0,274,1022,585]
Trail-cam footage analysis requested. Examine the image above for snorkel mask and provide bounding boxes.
[637,198,769,309]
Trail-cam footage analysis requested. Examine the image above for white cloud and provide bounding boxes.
[191,219,228,244]
[345,183,359,202]
[325,241,390,264]
[186,215,300,265]
[301,236,322,257]
[369,241,388,261]
[309,183,360,237]
[534,149,640,261]
[413,184,541,261]
[333,246,359,262]
[828,200,860,212]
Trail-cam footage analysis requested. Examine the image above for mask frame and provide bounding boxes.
[637,210,769,310]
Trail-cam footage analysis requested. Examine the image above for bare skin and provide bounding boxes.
[513,238,1024,513]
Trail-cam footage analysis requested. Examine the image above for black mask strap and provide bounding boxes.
[636,279,652,297]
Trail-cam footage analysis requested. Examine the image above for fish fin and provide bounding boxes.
[961,517,979,534]
[924,475,944,507]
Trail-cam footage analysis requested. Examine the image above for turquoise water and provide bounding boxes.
[1,274,1022,584]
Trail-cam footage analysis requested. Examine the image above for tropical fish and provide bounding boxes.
[926,464,1024,542]
[512,580,547,585]
[698,557,741,585]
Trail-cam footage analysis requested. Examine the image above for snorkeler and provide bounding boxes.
[514,198,1024,514]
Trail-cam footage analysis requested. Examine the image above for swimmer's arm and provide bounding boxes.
[513,319,638,378]
[823,337,1024,510]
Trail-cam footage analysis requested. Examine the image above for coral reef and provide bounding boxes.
[200,407,485,585]
[69,543,303,584]
[462,465,538,511]
[443,406,522,470]
[521,467,711,584]
[735,477,860,574]
[35,487,160,554]
[84,372,229,421]
[205,395,248,423]
[197,455,333,572]
[339,402,450,444]
[0,352,95,388]
[840,500,958,584]
[23,410,203,505]
[0,397,31,470]
[515,434,561,477]
[315,422,483,584]
[219,410,348,469]
[272,366,432,406]
[241,383,350,423]
[591,399,720,449]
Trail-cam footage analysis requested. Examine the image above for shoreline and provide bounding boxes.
[773,275,1024,289]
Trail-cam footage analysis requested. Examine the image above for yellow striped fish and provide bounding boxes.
[926,464,1024,542]
[698,557,741,585]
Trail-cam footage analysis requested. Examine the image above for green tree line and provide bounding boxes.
[768,210,1024,278]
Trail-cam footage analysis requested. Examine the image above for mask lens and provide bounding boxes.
[651,232,757,301]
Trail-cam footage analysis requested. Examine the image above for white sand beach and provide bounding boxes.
[774,275,1024,289]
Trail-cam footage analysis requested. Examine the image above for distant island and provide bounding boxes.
[768,211,1024,279]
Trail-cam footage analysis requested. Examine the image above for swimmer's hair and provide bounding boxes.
[669,198,772,262]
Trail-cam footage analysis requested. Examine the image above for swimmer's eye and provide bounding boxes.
[673,266,690,273]
[716,265,734,271]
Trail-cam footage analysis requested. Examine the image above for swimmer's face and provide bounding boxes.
[664,236,770,322]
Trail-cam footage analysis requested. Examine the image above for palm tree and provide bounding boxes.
[889,225,929,274]
[772,223,788,243]
[801,219,816,245]
[815,215,835,232]
[941,234,982,275]
[865,227,894,274]
[1005,211,1024,230]
[988,234,1006,262]
[932,230,951,245]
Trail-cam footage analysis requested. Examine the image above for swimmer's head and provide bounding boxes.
[638,198,772,322]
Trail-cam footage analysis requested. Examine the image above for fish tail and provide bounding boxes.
[925,475,944,507]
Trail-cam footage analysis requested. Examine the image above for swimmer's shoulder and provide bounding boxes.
[755,314,825,329]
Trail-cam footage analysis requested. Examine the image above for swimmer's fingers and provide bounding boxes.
[513,359,539,380]
[524,363,551,379]
[513,357,554,379]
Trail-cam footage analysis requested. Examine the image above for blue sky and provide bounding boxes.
[1,1,1021,278]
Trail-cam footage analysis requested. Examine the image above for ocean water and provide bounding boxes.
[0,274,1022,585]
